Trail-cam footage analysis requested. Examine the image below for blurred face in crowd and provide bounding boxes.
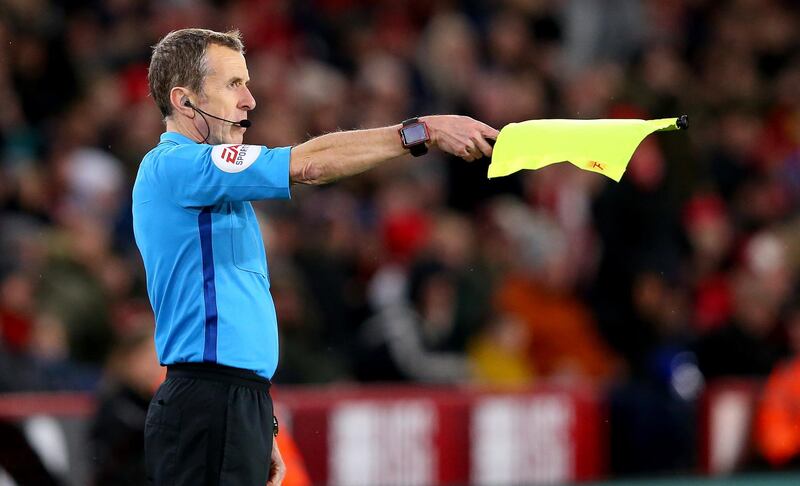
[189,44,256,145]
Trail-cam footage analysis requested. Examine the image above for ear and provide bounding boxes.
[169,87,195,118]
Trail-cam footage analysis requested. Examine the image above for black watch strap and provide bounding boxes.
[409,143,428,157]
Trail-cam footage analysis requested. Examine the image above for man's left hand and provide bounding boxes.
[267,436,286,486]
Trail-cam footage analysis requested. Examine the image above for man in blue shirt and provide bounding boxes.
[134,28,498,486]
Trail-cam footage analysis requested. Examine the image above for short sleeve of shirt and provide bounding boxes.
[152,142,291,206]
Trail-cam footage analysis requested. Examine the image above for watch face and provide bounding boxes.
[402,123,428,145]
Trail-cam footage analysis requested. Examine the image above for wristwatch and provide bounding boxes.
[399,117,430,157]
[273,415,279,437]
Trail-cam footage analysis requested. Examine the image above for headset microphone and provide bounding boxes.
[184,100,252,128]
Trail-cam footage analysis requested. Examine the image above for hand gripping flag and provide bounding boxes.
[487,115,688,182]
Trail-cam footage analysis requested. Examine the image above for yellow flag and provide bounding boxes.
[488,117,687,182]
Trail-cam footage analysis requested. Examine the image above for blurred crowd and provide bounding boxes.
[4,0,800,478]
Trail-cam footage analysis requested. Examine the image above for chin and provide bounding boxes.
[215,135,243,145]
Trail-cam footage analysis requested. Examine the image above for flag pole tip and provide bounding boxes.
[677,114,689,130]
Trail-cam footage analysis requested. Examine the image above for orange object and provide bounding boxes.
[754,358,800,466]
[495,275,620,381]
[276,425,312,486]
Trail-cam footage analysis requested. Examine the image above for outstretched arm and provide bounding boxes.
[289,115,499,185]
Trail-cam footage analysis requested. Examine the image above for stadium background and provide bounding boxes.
[3,0,800,484]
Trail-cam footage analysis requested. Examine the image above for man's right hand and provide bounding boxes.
[421,115,500,162]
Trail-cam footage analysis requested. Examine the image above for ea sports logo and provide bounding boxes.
[211,144,260,173]
[221,145,241,164]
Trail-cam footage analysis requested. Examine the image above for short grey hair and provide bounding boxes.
[148,28,244,118]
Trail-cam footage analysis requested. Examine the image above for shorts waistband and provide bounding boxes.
[166,362,272,392]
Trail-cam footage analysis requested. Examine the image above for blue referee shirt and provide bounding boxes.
[132,131,292,379]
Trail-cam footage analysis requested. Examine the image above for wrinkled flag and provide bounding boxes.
[488,117,687,182]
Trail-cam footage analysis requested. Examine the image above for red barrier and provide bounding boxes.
[274,384,606,485]
[0,392,95,420]
[0,381,773,484]
[0,386,606,484]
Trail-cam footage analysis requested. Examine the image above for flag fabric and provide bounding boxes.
[487,117,685,182]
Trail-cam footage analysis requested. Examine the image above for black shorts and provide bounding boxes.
[144,363,274,486]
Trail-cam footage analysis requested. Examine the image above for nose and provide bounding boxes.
[240,87,256,111]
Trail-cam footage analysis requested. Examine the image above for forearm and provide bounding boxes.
[289,125,406,185]
[287,114,499,185]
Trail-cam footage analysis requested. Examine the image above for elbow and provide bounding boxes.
[290,160,328,186]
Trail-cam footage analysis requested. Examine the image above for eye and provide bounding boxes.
[230,80,243,88]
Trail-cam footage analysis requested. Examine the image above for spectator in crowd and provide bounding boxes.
[682,192,736,334]
[608,265,701,475]
[90,324,161,486]
[357,257,473,383]
[695,232,791,379]
[490,198,620,383]
[270,261,351,384]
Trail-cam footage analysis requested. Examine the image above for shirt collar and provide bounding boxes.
[160,131,197,145]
